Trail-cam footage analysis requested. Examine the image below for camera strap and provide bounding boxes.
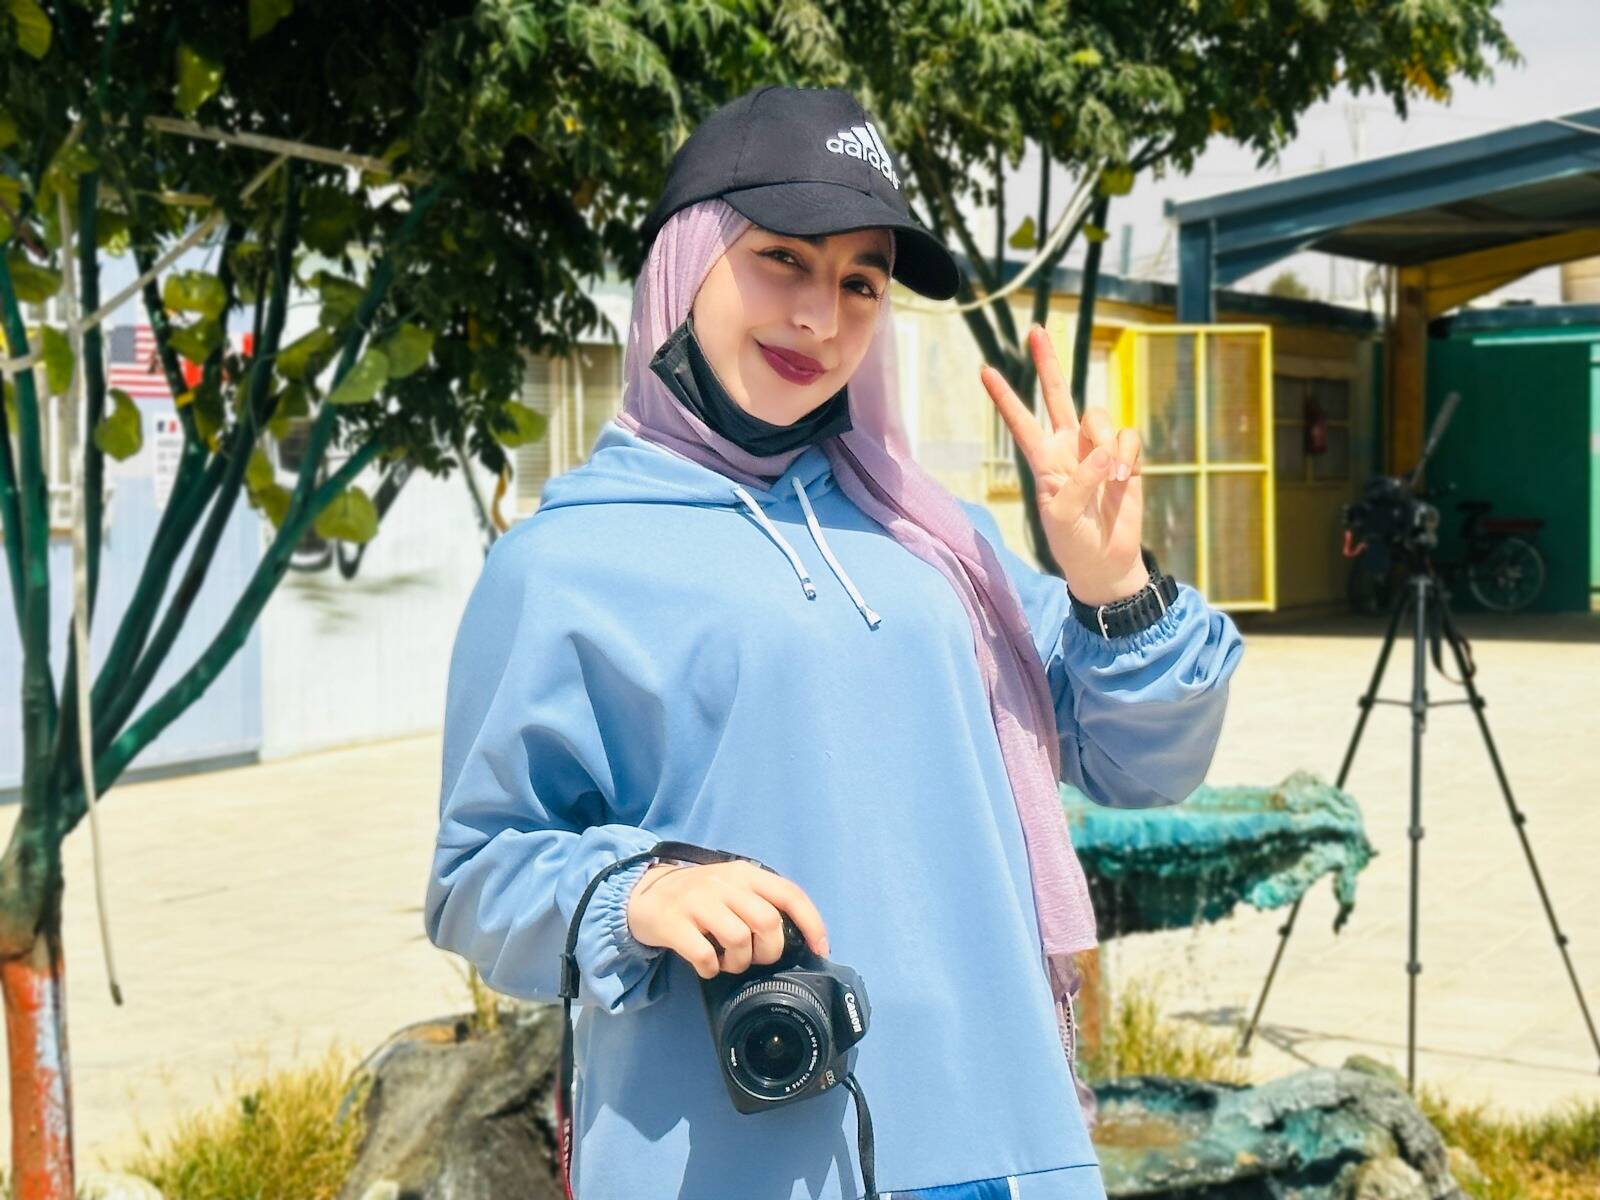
[555,840,878,1200]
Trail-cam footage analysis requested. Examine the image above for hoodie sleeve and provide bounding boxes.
[957,500,1245,809]
[424,524,671,1015]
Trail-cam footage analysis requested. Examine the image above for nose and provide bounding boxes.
[790,275,841,343]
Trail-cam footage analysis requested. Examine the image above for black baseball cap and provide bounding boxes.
[640,85,962,301]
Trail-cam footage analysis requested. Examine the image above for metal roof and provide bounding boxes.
[1170,108,1600,318]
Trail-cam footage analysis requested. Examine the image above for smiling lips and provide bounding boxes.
[758,341,825,385]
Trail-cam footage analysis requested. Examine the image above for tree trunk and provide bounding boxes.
[1,906,74,1199]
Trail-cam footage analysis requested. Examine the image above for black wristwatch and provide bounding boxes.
[1067,546,1180,639]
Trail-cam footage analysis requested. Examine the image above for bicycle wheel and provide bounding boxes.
[1466,537,1546,612]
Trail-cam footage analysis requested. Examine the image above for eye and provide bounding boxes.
[847,278,882,301]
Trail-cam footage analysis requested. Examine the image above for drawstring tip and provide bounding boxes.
[801,580,817,599]
[863,609,882,629]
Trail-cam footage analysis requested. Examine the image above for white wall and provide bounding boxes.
[257,458,494,760]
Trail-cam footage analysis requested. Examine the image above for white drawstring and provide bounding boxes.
[730,483,816,598]
[791,477,881,629]
[728,480,882,629]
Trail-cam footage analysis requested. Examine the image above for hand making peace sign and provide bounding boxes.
[980,324,1151,608]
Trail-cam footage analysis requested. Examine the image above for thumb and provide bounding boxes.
[1050,446,1112,524]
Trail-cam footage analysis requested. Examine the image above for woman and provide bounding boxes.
[425,85,1244,1200]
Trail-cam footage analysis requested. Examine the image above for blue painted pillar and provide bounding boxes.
[1177,222,1215,323]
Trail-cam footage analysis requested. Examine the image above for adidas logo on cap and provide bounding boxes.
[825,122,901,191]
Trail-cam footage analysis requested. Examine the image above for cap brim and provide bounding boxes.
[722,181,961,301]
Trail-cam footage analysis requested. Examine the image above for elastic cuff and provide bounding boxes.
[1062,581,1199,658]
[593,858,668,967]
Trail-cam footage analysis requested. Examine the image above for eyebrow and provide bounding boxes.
[784,232,892,276]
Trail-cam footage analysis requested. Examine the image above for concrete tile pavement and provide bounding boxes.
[0,605,1595,1170]
[1105,605,1600,1117]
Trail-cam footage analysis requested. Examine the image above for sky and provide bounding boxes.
[984,0,1600,310]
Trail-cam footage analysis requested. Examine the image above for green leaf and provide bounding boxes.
[312,271,365,331]
[40,325,72,395]
[8,0,51,59]
[299,187,362,257]
[266,382,309,438]
[190,385,224,451]
[5,252,61,302]
[312,486,378,543]
[95,209,131,255]
[1099,166,1136,197]
[245,445,276,495]
[1007,215,1037,251]
[175,44,224,116]
[376,323,433,378]
[252,481,293,527]
[169,317,221,364]
[93,389,144,460]
[1083,222,1109,244]
[327,347,389,405]
[249,0,293,40]
[276,327,335,381]
[495,402,548,449]
[0,110,18,150]
[162,270,226,319]
[1069,48,1102,68]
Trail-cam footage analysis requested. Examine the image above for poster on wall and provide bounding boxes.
[150,413,183,510]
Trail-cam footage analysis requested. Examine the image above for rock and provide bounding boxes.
[76,1173,163,1200]
[1091,1067,1464,1199]
[337,1006,1467,1200]
[334,1003,565,1200]
[1344,1156,1430,1200]
[1342,1053,1408,1090]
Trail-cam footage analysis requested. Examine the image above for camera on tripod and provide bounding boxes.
[1339,391,1459,576]
[699,913,871,1114]
[1340,474,1440,575]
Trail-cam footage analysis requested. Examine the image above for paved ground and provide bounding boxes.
[3,602,1598,1171]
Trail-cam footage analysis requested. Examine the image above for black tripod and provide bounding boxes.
[1235,553,1600,1089]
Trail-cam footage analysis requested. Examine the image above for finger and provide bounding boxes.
[697,903,756,975]
[1112,427,1142,483]
[747,872,830,957]
[724,890,788,966]
[1028,324,1077,437]
[669,917,723,980]
[1050,443,1115,525]
[1078,406,1117,463]
[979,363,1047,470]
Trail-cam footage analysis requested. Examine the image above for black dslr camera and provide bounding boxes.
[699,914,871,1114]
[1340,391,1460,577]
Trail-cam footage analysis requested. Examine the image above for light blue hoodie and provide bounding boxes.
[424,419,1244,1199]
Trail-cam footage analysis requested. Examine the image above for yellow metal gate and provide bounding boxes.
[1109,325,1276,610]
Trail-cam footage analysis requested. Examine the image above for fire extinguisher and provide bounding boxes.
[1304,393,1328,456]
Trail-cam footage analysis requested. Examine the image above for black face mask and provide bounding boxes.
[648,314,853,456]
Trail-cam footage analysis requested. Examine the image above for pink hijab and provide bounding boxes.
[613,198,1099,1117]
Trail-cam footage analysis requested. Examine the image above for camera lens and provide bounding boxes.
[742,1014,806,1083]
[720,980,831,1103]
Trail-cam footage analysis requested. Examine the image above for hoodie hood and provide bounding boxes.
[536,419,879,628]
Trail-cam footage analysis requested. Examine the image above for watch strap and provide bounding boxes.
[1068,546,1180,639]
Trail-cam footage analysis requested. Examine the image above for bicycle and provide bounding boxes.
[1346,480,1547,615]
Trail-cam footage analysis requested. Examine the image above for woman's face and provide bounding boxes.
[690,224,894,425]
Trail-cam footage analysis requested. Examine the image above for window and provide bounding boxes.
[514,342,624,512]
[1273,375,1351,484]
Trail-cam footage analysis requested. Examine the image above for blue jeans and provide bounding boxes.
[887,1177,1016,1200]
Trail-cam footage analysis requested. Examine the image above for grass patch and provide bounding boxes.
[115,1039,369,1200]
[1418,1086,1600,1200]
[1078,973,1254,1086]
